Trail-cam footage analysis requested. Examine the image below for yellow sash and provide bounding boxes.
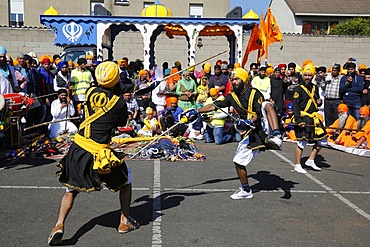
[300,111,325,135]
[300,85,318,112]
[231,91,256,119]
[74,133,121,174]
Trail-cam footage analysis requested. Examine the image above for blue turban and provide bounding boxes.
[57,60,68,70]
[0,46,7,55]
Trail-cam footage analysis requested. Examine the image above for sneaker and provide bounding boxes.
[294,164,307,174]
[118,217,140,234]
[268,135,282,150]
[48,224,64,246]
[230,187,253,199]
[305,160,321,171]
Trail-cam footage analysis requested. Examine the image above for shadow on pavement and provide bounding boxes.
[302,154,331,170]
[249,170,299,199]
[62,191,205,245]
[0,157,55,170]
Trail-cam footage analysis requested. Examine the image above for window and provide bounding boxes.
[189,4,203,18]
[144,2,155,8]
[302,21,339,35]
[9,0,24,27]
[114,0,130,5]
[90,2,105,15]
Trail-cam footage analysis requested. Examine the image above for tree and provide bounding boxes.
[330,17,370,35]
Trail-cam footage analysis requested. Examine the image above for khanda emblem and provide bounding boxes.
[256,39,262,46]
[62,22,83,42]
[271,23,276,32]
[90,92,108,112]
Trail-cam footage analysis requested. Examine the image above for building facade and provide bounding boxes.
[1,0,230,27]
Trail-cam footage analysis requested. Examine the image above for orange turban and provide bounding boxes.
[138,70,147,78]
[337,104,348,113]
[359,106,370,117]
[234,62,240,68]
[266,67,274,75]
[302,60,314,68]
[169,97,178,103]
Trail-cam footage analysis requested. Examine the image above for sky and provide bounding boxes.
[230,0,271,16]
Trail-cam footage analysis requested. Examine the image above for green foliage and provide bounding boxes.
[330,17,370,35]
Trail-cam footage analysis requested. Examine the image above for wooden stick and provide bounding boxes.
[292,124,365,132]
[24,117,80,131]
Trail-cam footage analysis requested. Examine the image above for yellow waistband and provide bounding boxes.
[74,133,121,174]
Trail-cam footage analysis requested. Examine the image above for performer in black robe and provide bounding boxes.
[292,64,327,174]
[48,61,139,246]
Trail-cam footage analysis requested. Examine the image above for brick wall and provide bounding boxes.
[1,27,370,69]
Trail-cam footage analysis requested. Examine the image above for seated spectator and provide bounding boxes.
[327,103,356,145]
[350,106,370,148]
[196,76,209,109]
[137,107,161,137]
[49,89,78,138]
[282,102,296,141]
[203,88,231,145]
[160,97,186,136]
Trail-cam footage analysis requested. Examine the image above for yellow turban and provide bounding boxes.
[209,88,218,96]
[146,107,153,114]
[188,66,195,72]
[266,67,274,75]
[138,69,147,78]
[302,64,315,75]
[232,68,249,82]
[204,63,211,73]
[295,64,302,74]
[95,61,120,88]
[86,54,93,60]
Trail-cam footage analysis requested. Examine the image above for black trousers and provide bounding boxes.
[324,99,341,127]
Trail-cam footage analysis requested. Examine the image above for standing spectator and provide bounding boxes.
[39,57,56,123]
[23,54,42,130]
[176,70,197,110]
[196,76,209,108]
[151,72,166,115]
[283,62,303,112]
[270,67,285,113]
[53,60,70,91]
[340,62,364,120]
[208,64,228,96]
[323,63,342,126]
[70,58,93,111]
[313,66,327,124]
[362,68,370,106]
[0,46,19,94]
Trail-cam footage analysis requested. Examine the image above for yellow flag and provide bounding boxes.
[242,23,265,68]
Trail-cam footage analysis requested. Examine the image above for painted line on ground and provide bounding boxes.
[152,160,162,247]
[0,185,149,191]
[0,186,369,195]
[270,150,370,221]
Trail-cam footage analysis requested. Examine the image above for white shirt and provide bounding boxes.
[50,98,75,121]
[0,66,18,94]
[151,80,166,106]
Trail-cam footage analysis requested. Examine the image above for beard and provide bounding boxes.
[357,117,369,130]
[232,83,244,95]
[0,60,7,68]
[338,112,348,129]
[304,80,312,89]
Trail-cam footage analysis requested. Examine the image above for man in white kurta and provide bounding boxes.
[49,89,78,138]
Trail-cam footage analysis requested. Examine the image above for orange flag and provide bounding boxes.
[259,14,269,59]
[266,7,283,47]
[242,23,265,68]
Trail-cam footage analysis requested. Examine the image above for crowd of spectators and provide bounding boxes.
[0,45,369,149]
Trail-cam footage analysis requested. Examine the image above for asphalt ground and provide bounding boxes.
[0,141,369,247]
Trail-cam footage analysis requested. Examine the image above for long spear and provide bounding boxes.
[134,50,228,95]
